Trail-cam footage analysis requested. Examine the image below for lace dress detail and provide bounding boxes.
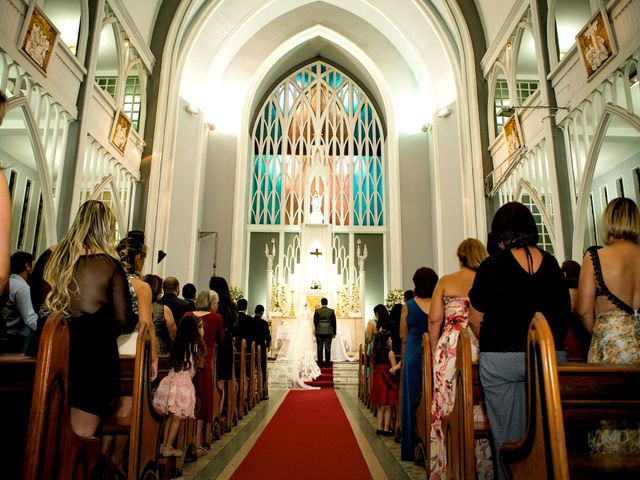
[429,297,493,480]
[587,248,640,454]
[153,362,196,419]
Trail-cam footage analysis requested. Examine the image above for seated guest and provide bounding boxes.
[370,329,400,436]
[182,282,196,311]
[161,276,193,324]
[188,290,224,455]
[1,252,38,352]
[144,274,177,354]
[40,200,134,437]
[469,202,569,480]
[576,197,640,454]
[235,298,254,350]
[253,304,270,398]
[400,266,438,461]
[388,303,402,354]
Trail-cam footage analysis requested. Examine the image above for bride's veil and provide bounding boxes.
[273,297,321,389]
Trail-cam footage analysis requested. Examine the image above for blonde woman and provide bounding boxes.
[428,238,492,479]
[577,197,640,454]
[41,200,133,437]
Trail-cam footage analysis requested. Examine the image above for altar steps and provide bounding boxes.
[267,360,359,389]
[308,367,334,388]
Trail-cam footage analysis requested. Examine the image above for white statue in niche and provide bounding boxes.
[309,190,323,224]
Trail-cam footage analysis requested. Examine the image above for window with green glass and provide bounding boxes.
[123,76,142,130]
[95,76,117,98]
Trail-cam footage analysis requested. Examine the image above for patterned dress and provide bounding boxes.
[429,297,493,479]
[586,248,640,454]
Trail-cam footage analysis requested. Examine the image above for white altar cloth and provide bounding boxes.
[275,325,353,361]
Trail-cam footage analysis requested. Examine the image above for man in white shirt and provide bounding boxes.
[1,251,37,352]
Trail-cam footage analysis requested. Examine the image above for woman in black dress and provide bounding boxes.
[40,200,133,437]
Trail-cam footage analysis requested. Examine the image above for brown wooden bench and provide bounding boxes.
[440,329,491,479]
[234,339,248,419]
[414,332,432,466]
[0,351,37,479]
[257,345,264,402]
[501,313,640,480]
[204,344,224,445]
[358,344,365,401]
[23,312,102,480]
[247,341,257,410]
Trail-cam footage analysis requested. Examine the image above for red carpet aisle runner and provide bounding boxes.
[307,365,333,388]
[231,389,372,479]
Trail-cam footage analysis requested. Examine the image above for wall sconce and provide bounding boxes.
[205,122,215,131]
[185,104,200,115]
[436,107,451,118]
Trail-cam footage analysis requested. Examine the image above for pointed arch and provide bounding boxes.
[513,22,540,107]
[514,178,556,253]
[3,97,58,246]
[122,59,146,132]
[572,104,640,256]
[89,174,126,235]
[488,62,511,140]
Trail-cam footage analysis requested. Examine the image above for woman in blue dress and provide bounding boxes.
[400,267,439,461]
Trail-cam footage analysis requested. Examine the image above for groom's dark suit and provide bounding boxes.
[314,304,336,367]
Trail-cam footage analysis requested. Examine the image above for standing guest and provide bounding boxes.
[562,260,590,360]
[469,202,569,480]
[188,290,224,455]
[370,329,401,436]
[374,304,391,332]
[40,200,134,437]
[388,303,402,354]
[364,305,381,356]
[253,304,271,398]
[1,252,38,352]
[428,238,492,479]
[144,274,177,354]
[235,298,254,350]
[209,276,237,410]
[161,276,192,324]
[182,283,197,310]
[576,197,640,454]
[400,266,438,461]
[314,297,336,367]
[153,315,206,457]
[404,289,415,302]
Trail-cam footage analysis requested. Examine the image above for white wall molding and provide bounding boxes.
[107,0,155,72]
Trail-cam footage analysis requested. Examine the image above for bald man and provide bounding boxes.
[160,276,193,324]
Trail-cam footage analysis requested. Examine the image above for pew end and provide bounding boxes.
[414,332,432,467]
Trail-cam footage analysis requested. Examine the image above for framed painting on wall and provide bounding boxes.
[576,8,617,80]
[503,113,523,156]
[20,6,59,74]
[110,111,132,155]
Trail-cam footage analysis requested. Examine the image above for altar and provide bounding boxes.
[273,323,354,361]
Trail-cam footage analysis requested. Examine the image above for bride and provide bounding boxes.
[275,300,321,389]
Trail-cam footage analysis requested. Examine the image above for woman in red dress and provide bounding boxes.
[187,290,224,455]
[370,329,401,435]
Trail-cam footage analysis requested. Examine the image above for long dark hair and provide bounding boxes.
[374,304,389,323]
[373,329,393,364]
[490,202,538,249]
[413,267,438,298]
[169,315,205,372]
[209,276,236,333]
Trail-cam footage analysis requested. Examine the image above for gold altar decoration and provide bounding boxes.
[337,283,360,316]
[269,284,289,314]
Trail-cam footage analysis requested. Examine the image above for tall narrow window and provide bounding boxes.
[521,193,554,255]
[589,193,598,246]
[634,166,640,199]
[17,179,32,249]
[32,194,43,256]
[616,176,625,198]
[123,75,142,130]
[8,170,17,200]
[494,78,510,134]
[600,185,609,211]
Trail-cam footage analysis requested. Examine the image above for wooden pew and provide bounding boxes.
[501,313,640,480]
[225,347,238,430]
[0,352,36,479]
[414,333,432,467]
[247,341,257,410]
[435,329,491,479]
[101,322,167,479]
[263,346,269,399]
[358,344,365,401]
[234,339,248,419]
[23,312,102,480]
[174,397,199,475]
[204,344,224,445]
[257,345,264,402]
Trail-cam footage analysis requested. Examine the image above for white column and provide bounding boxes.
[265,238,276,317]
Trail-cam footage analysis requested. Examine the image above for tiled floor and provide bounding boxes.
[177,387,427,479]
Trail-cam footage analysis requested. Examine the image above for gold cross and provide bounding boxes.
[310,248,323,258]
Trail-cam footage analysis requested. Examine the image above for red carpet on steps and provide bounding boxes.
[230,389,372,479]
[308,366,333,388]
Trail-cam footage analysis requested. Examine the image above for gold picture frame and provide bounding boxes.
[576,8,617,81]
[503,113,523,156]
[110,111,132,155]
[20,6,59,74]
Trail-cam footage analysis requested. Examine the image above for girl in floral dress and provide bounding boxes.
[153,315,206,457]
[428,238,493,479]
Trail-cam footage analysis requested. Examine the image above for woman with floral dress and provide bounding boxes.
[428,238,492,479]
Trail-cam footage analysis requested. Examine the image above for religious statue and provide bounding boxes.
[309,190,323,224]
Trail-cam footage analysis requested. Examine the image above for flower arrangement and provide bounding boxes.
[385,289,404,310]
[229,286,244,303]
[310,279,322,290]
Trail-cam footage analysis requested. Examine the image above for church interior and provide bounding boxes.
[1,0,640,478]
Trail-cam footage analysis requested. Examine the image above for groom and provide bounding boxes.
[314,298,336,367]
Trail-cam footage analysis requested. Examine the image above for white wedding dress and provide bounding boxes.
[274,301,321,389]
